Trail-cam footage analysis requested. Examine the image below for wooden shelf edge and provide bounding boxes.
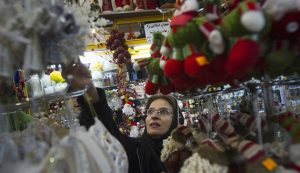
[99,9,174,20]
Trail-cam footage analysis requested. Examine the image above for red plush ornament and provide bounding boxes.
[184,52,209,79]
[207,55,228,84]
[160,77,174,95]
[225,39,261,79]
[172,79,190,93]
[172,74,195,89]
[145,76,159,95]
[184,44,208,78]
[164,58,185,80]
[160,84,174,95]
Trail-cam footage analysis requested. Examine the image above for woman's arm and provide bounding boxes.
[62,61,124,138]
[77,87,122,138]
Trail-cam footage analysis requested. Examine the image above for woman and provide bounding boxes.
[63,62,182,173]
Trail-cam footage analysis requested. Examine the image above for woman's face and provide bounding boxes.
[146,99,173,139]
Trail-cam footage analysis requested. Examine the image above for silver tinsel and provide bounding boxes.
[0,0,88,83]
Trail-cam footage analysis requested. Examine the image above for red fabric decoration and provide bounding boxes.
[160,84,174,95]
[225,39,261,79]
[164,59,185,80]
[170,11,199,27]
[145,0,158,9]
[184,53,209,79]
[127,100,134,106]
[145,80,159,95]
[207,55,228,84]
[173,75,196,89]
[115,0,131,7]
[159,77,174,95]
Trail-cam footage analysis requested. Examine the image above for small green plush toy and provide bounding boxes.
[133,32,174,95]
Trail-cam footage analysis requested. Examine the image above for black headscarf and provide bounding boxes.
[138,95,181,173]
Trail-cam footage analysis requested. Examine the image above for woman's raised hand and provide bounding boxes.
[62,60,92,90]
[62,60,100,102]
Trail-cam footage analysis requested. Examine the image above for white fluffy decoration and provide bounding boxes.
[122,103,136,116]
[161,136,185,162]
[180,153,228,173]
[129,126,139,138]
[180,0,199,14]
[241,11,265,32]
[208,30,224,54]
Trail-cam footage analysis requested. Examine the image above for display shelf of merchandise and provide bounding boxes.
[0,88,86,113]
[86,9,173,50]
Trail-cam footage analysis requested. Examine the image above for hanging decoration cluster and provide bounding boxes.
[106,29,132,65]
[134,32,174,95]
[138,0,300,95]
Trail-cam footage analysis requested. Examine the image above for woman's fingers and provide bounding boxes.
[61,60,92,90]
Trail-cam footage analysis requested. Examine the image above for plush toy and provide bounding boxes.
[261,0,300,78]
[164,126,230,172]
[162,0,222,91]
[220,0,266,36]
[162,0,260,90]
[219,0,268,81]
[161,135,191,173]
[134,32,174,95]
[163,0,202,81]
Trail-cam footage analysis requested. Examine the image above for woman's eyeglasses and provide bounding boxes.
[146,108,173,117]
